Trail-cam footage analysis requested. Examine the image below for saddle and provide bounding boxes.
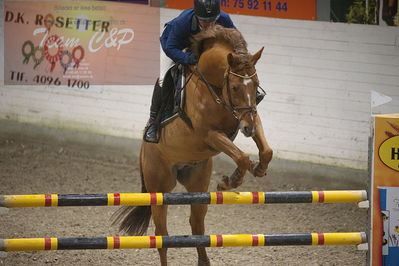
[159,64,192,128]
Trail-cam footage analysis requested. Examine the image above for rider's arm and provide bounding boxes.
[219,11,236,29]
[161,23,196,65]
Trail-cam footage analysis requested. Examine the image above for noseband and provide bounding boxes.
[196,67,257,120]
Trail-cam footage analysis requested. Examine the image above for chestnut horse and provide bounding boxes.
[113,25,273,266]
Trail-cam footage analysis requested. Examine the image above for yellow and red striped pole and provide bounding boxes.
[0,232,367,252]
[0,190,367,208]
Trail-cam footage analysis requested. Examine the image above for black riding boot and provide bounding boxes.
[143,80,163,143]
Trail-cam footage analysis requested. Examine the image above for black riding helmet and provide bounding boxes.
[194,0,221,22]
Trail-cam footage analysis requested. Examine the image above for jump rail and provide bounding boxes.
[0,232,367,252]
[0,190,367,208]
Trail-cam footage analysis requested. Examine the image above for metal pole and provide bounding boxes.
[0,190,368,208]
[0,232,367,252]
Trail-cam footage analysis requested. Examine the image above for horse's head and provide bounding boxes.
[223,47,264,137]
[191,26,265,137]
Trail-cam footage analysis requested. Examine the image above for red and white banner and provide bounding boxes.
[4,1,160,88]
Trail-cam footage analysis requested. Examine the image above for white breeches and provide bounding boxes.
[159,47,174,87]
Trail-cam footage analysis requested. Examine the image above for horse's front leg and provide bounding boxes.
[251,115,273,177]
[205,130,252,190]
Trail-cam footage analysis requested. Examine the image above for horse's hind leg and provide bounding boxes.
[142,144,177,266]
[178,159,212,266]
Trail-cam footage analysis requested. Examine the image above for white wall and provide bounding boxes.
[1,5,399,170]
[227,12,399,170]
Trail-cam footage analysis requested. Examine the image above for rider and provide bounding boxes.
[143,0,236,143]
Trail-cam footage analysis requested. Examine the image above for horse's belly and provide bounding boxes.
[160,137,218,162]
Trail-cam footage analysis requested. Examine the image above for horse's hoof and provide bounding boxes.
[217,176,231,191]
[216,183,231,191]
[254,164,267,177]
[231,179,243,188]
[250,161,266,177]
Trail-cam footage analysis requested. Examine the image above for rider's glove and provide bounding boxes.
[186,53,198,65]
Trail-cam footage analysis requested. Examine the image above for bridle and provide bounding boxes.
[196,66,257,120]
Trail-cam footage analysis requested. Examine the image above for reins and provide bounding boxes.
[195,66,257,120]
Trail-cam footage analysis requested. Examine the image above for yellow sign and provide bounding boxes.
[379,136,399,172]
[371,113,399,266]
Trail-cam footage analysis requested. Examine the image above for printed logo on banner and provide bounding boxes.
[4,1,160,89]
[379,135,399,172]
[166,0,316,20]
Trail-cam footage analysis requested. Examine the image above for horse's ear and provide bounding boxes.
[252,47,264,65]
[227,53,238,66]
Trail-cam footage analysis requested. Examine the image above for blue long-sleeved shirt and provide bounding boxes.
[160,8,236,65]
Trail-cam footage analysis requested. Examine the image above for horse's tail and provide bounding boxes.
[111,147,151,236]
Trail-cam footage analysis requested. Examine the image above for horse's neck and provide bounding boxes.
[198,44,231,88]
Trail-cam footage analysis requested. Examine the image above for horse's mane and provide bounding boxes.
[191,25,248,57]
